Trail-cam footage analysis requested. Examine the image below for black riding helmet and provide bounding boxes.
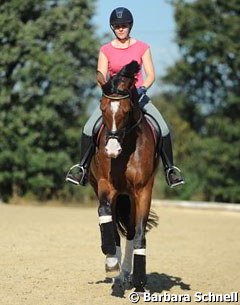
[109,7,134,32]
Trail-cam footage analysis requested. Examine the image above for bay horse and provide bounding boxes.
[89,60,160,294]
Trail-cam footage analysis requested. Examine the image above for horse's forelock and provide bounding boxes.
[102,81,114,96]
[101,75,119,95]
[118,60,140,79]
[102,75,128,96]
[101,61,139,96]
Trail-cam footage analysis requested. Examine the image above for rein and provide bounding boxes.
[125,111,143,134]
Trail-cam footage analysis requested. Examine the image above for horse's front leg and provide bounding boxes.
[132,186,153,292]
[98,182,120,277]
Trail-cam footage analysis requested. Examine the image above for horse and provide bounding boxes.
[89,60,160,294]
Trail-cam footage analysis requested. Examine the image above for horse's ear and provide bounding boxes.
[96,70,106,87]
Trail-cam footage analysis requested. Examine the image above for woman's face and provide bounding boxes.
[113,23,130,40]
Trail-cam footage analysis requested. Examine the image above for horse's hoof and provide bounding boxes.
[105,262,120,278]
[134,286,147,296]
[111,278,125,298]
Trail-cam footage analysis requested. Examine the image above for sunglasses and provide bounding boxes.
[112,23,130,30]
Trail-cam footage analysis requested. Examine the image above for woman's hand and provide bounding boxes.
[137,86,147,96]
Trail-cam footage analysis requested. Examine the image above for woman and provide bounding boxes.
[66,7,184,188]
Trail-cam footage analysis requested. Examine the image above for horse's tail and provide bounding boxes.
[115,194,159,237]
[115,194,131,237]
[146,208,159,232]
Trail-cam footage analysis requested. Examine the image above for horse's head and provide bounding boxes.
[97,60,140,159]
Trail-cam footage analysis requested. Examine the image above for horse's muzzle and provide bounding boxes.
[105,138,122,158]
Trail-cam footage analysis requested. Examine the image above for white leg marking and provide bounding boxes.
[105,246,121,269]
[99,215,112,224]
[133,248,146,256]
[122,240,134,273]
[116,246,122,264]
[106,256,119,268]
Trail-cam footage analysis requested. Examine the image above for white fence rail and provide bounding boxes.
[152,199,240,212]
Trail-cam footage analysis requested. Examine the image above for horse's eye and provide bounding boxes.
[100,100,108,112]
[122,100,131,113]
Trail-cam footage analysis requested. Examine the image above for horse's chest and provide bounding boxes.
[110,154,151,189]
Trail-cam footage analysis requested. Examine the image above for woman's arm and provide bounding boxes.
[142,48,155,89]
[97,51,108,84]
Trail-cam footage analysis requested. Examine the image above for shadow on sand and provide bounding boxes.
[146,272,191,294]
[91,272,190,298]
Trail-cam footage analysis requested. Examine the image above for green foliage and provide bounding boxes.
[152,95,206,201]
[202,93,240,202]
[163,0,240,202]
[0,0,100,202]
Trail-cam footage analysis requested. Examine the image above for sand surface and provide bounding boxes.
[0,203,239,305]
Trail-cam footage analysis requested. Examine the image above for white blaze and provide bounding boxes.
[105,101,122,158]
[110,101,120,131]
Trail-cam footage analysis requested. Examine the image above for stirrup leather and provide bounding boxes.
[65,164,87,185]
[166,166,185,188]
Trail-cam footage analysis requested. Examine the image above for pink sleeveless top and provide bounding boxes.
[100,40,149,88]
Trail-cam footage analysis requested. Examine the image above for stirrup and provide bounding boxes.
[166,166,185,188]
[65,164,87,186]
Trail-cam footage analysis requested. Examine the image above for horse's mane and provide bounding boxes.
[102,60,140,96]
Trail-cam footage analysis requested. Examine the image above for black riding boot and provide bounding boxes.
[66,133,95,186]
[160,134,185,188]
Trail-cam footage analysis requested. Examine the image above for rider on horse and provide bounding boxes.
[66,7,185,188]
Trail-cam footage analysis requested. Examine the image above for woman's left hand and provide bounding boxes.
[137,86,147,96]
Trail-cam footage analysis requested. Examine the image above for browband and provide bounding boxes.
[102,93,130,100]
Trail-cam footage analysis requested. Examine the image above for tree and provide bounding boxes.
[163,0,240,202]
[0,0,100,201]
[152,94,206,201]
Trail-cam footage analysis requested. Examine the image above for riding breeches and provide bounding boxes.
[83,100,170,137]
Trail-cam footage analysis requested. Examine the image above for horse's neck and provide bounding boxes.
[131,102,142,123]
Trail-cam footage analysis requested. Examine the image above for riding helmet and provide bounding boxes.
[109,7,134,28]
